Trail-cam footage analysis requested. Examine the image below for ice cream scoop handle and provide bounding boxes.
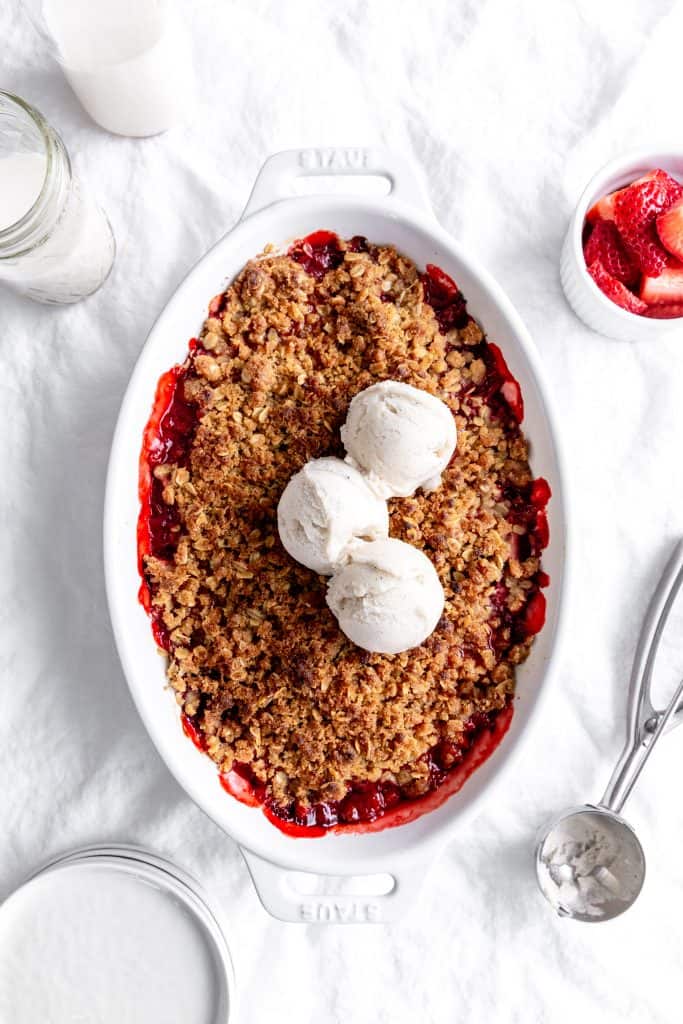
[600,539,683,814]
[599,675,683,815]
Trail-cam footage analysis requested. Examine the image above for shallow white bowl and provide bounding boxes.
[561,148,683,343]
[105,149,569,923]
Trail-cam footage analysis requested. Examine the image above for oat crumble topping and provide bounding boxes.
[141,234,548,818]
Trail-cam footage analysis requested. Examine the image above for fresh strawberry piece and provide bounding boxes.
[643,304,683,319]
[651,168,683,205]
[585,171,675,224]
[639,265,683,304]
[584,219,639,285]
[614,175,681,275]
[588,259,648,314]
[656,198,683,262]
[587,191,619,224]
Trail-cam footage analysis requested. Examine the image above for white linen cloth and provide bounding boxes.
[2,1,683,1020]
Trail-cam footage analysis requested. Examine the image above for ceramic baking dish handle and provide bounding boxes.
[242,848,429,924]
[241,147,435,220]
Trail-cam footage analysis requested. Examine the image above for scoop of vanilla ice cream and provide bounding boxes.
[277,457,389,575]
[340,380,457,498]
[326,538,444,654]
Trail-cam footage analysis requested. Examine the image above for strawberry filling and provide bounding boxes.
[420,263,470,331]
[289,230,344,280]
[460,341,525,425]
[138,363,200,651]
[214,703,514,836]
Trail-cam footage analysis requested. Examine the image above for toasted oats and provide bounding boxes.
[143,237,544,808]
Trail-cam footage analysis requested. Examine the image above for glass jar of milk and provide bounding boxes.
[30,0,185,137]
[0,92,115,304]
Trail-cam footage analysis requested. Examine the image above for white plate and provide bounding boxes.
[104,148,570,922]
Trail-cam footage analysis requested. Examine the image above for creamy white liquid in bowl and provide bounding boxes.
[0,860,228,1023]
[43,0,184,136]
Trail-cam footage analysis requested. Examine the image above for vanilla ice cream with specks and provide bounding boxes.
[326,538,445,654]
[277,457,389,575]
[340,380,457,498]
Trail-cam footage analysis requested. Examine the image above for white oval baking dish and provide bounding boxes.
[105,148,569,924]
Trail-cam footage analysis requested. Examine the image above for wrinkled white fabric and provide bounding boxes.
[2,2,683,1022]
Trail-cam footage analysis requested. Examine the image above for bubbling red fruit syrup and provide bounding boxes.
[289,230,344,280]
[464,341,525,425]
[490,476,551,645]
[418,264,524,425]
[181,712,207,752]
[215,703,513,837]
[505,477,551,559]
[420,263,470,332]
[137,359,200,651]
[347,234,370,253]
[137,235,549,834]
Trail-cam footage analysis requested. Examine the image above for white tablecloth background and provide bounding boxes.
[3,2,683,1021]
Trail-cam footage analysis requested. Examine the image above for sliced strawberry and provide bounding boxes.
[656,198,683,262]
[615,173,683,276]
[643,304,683,319]
[639,265,683,304]
[646,169,683,204]
[521,591,546,637]
[424,263,459,299]
[500,379,524,424]
[530,477,552,507]
[587,191,619,224]
[588,259,648,314]
[584,219,639,285]
[586,170,676,224]
[533,510,550,552]
[654,169,683,204]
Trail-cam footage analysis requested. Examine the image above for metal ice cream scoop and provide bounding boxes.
[535,540,683,922]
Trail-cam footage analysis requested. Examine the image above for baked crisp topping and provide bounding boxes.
[140,233,549,825]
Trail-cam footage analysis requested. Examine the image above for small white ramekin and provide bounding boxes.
[561,148,683,342]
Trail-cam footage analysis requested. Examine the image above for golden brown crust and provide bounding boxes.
[144,240,541,807]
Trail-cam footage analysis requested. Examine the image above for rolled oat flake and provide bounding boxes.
[0,846,234,1023]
